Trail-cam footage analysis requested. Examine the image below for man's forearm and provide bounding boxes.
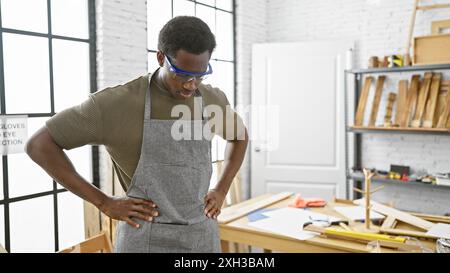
[214,129,249,195]
[26,128,108,209]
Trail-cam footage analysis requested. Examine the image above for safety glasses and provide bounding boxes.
[164,55,213,83]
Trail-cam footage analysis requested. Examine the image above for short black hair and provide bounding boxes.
[158,16,216,58]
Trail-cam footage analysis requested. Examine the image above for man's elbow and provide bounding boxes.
[25,134,41,159]
[25,127,54,160]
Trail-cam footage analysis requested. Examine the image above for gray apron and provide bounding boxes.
[114,74,221,253]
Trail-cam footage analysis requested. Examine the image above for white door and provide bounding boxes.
[250,41,353,200]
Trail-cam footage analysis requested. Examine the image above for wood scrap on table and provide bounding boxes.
[218,192,293,224]
[353,198,435,231]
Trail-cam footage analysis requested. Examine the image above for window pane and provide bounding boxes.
[215,10,234,61]
[147,0,172,51]
[148,52,160,73]
[51,0,89,39]
[53,39,90,112]
[197,0,215,7]
[0,205,4,248]
[3,33,50,114]
[9,195,54,253]
[216,0,233,11]
[1,0,48,33]
[57,192,85,250]
[8,118,52,198]
[173,0,195,16]
[195,5,216,58]
[58,146,92,189]
[196,5,216,34]
[205,61,234,105]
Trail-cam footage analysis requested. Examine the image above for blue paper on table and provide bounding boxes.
[247,208,276,222]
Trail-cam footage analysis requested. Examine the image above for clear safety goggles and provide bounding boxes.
[164,54,213,83]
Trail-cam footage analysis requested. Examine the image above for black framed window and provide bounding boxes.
[0,0,98,253]
[146,0,236,167]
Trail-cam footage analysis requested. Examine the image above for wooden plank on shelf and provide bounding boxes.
[353,198,435,231]
[413,34,450,65]
[437,82,450,128]
[368,76,386,126]
[438,81,450,128]
[401,75,420,127]
[355,76,374,126]
[423,73,442,128]
[433,88,447,128]
[412,72,433,127]
[394,80,408,126]
[384,93,397,127]
[218,192,293,224]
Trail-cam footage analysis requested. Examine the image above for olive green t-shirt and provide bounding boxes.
[46,70,243,191]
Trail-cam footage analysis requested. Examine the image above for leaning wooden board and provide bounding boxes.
[423,73,442,128]
[384,93,396,127]
[353,199,435,231]
[400,75,420,127]
[412,72,433,128]
[446,82,450,128]
[355,76,373,126]
[437,81,450,128]
[433,87,447,127]
[368,76,386,126]
[394,80,408,126]
[218,192,293,224]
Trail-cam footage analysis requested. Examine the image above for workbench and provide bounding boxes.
[219,193,445,253]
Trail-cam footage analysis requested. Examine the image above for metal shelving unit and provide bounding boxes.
[348,126,450,135]
[347,63,450,74]
[344,63,450,198]
[349,172,450,190]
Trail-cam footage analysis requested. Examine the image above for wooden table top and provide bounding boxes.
[219,194,438,253]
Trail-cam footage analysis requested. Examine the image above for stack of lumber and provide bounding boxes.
[354,73,450,129]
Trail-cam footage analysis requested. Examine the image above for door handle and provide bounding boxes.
[254,147,261,152]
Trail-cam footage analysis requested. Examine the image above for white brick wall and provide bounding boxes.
[96,0,147,89]
[238,0,450,214]
[95,0,148,191]
[235,0,267,200]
